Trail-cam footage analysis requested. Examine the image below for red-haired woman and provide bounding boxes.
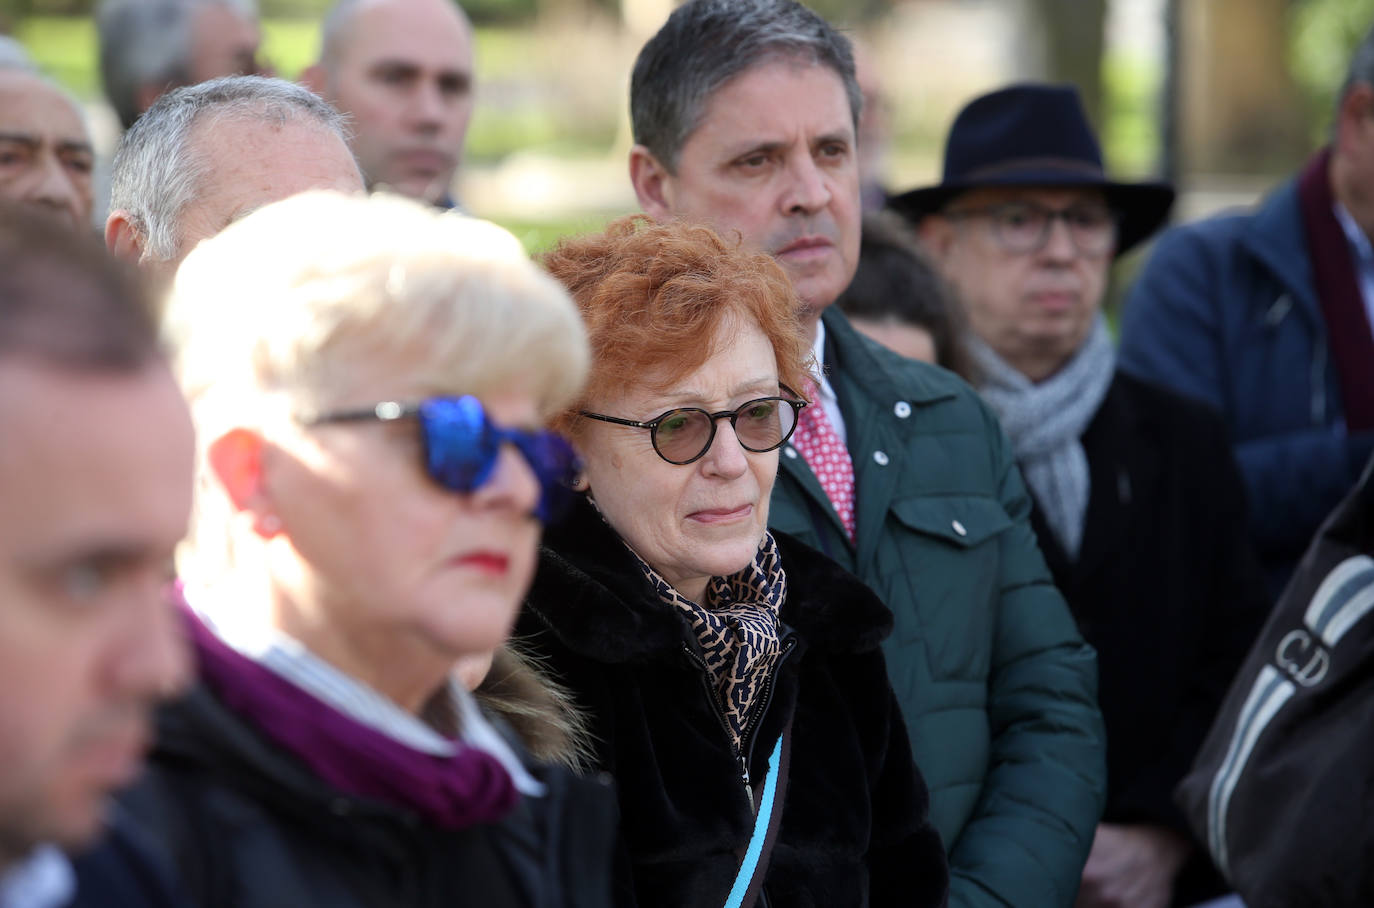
[519,216,948,908]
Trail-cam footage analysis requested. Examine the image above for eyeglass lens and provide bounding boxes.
[418,397,579,522]
[654,398,797,464]
[993,202,1115,255]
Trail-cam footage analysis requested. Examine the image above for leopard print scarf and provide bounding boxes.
[629,533,786,756]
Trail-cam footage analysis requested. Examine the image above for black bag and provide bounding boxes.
[1175,456,1374,908]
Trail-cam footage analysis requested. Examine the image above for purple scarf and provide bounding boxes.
[1297,148,1374,431]
[183,607,519,829]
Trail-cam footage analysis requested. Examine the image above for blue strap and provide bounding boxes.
[723,734,785,908]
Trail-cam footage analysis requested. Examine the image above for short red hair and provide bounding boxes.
[540,215,812,435]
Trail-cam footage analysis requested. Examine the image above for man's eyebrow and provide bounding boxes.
[369,59,421,73]
[724,139,787,160]
[813,129,852,146]
[56,139,94,156]
[0,132,38,148]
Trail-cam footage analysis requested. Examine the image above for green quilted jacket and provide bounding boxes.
[768,309,1107,908]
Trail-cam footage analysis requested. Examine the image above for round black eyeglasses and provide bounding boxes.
[579,395,807,465]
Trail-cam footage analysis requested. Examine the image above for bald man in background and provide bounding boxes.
[303,0,474,208]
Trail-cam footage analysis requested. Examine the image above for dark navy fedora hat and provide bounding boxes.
[889,83,1175,255]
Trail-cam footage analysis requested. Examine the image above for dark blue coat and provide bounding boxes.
[67,808,189,908]
[1118,175,1374,597]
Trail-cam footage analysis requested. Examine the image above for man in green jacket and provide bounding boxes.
[626,2,1106,905]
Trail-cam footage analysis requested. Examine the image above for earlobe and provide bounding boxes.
[207,428,272,525]
[105,211,145,264]
[629,145,674,220]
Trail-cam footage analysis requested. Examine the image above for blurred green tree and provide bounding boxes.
[1290,0,1374,138]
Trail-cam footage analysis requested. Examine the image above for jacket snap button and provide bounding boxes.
[784,446,798,459]
[952,520,967,537]
[894,401,911,418]
[330,798,352,816]
[873,450,889,466]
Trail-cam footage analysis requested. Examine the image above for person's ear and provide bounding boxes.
[207,428,279,538]
[105,210,146,265]
[629,145,675,220]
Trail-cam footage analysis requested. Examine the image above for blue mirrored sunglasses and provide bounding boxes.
[303,395,581,523]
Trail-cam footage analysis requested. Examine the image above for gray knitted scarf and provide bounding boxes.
[970,317,1115,559]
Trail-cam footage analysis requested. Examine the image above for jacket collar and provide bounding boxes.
[1239,172,1320,318]
[526,495,893,663]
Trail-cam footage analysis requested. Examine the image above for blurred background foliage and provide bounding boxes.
[3,0,1373,253]
[1290,0,1374,137]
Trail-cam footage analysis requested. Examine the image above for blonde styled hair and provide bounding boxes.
[163,190,588,584]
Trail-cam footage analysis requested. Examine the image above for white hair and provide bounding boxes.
[108,75,353,263]
[163,190,589,585]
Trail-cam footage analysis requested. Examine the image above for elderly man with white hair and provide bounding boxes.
[104,75,363,290]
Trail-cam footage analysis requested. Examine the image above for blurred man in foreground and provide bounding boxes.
[0,202,194,907]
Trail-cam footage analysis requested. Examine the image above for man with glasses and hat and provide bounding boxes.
[895,83,1270,908]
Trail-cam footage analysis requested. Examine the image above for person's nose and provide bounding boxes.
[26,153,83,225]
[409,80,446,131]
[699,419,751,480]
[781,154,832,216]
[1038,212,1080,263]
[478,443,542,517]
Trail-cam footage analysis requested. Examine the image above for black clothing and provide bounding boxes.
[1029,373,1269,905]
[1177,453,1374,907]
[67,808,190,908]
[518,497,948,908]
[118,683,617,908]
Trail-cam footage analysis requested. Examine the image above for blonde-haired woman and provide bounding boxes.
[122,191,615,908]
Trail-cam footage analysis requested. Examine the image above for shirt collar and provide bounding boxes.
[0,845,74,908]
[1334,200,1374,266]
[191,600,543,796]
[810,318,838,404]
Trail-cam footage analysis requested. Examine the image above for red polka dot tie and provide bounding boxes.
[791,378,856,542]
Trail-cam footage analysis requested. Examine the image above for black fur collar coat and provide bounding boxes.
[517,496,948,908]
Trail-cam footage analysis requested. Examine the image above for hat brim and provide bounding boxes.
[888,175,1175,257]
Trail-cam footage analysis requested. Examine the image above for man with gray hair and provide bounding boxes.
[1120,19,1374,603]
[301,0,474,207]
[96,0,266,131]
[104,74,363,288]
[627,2,1105,906]
[0,61,95,231]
